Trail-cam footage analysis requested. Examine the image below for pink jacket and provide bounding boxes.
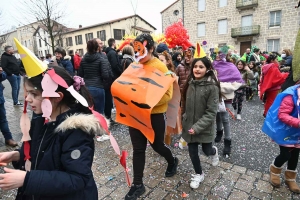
[278,95,300,128]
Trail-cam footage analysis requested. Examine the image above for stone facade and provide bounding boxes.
[161,0,300,54]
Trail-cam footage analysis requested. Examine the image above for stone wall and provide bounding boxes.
[162,0,300,54]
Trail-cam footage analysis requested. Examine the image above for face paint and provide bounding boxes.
[133,41,148,62]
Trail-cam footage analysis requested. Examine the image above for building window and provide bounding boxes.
[218,19,227,34]
[57,39,63,46]
[44,38,47,46]
[267,39,280,52]
[25,41,27,47]
[28,40,31,46]
[39,39,42,47]
[219,0,227,7]
[75,35,83,45]
[45,50,47,56]
[269,11,281,27]
[198,0,205,11]
[197,23,205,37]
[85,33,93,43]
[66,37,73,46]
[97,30,106,41]
[77,49,84,56]
[113,29,125,40]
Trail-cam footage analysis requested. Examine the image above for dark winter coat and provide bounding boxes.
[13,108,106,200]
[0,71,6,104]
[105,47,122,79]
[79,52,112,89]
[281,55,295,91]
[57,58,74,76]
[120,54,134,71]
[181,77,219,144]
[176,62,191,93]
[172,52,181,68]
[0,52,21,76]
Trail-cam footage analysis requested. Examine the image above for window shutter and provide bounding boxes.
[219,0,227,7]
[198,0,205,11]
[218,19,227,34]
[197,23,205,37]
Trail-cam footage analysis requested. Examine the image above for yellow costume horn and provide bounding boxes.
[14,38,47,78]
[194,42,206,58]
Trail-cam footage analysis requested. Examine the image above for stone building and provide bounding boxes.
[161,0,300,54]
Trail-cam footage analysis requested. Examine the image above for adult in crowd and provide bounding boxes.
[0,67,18,147]
[176,48,194,94]
[45,54,53,63]
[79,39,111,114]
[0,46,22,106]
[250,48,262,66]
[281,49,295,91]
[156,43,169,54]
[74,50,82,75]
[54,48,74,76]
[120,45,135,71]
[68,50,75,72]
[172,52,182,68]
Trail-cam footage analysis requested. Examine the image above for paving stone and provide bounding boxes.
[177,182,192,193]
[219,161,233,170]
[292,193,300,199]
[240,174,256,182]
[211,178,234,199]
[164,191,183,200]
[251,189,271,200]
[228,189,249,200]
[246,169,262,179]
[205,194,225,200]
[109,185,128,199]
[160,176,180,191]
[222,170,240,182]
[98,185,114,199]
[262,173,270,182]
[146,188,168,199]
[195,183,211,195]
[234,178,253,193]
[140,185,151,198]
[256,180,273,194]
[231,165,247,174]
[272,190,292,200]
[274,184,291,194]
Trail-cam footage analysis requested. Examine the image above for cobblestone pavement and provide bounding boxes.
[1,80,300,199]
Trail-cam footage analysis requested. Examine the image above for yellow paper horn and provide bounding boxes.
[194,42,206,59]
[14,38,47,78]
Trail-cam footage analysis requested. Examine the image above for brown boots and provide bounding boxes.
[269,164,300,193]
[269,164,282,187]
[285,170,300,193]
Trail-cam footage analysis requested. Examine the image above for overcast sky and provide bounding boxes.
[1,0,176,33]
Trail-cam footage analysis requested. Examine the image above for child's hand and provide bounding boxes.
[188,129,195,135]
[244,66,250,71]
[0,168,26,190]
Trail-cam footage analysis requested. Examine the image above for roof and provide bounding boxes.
[33,24,76,36]
[161,0,180,13]
[0,30,17,37]
[131,26,152,33]
[65,14,156,34]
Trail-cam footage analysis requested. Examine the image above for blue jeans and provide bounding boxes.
[7,74,21,104]
[87,86,105,114]
[0,103,13,140]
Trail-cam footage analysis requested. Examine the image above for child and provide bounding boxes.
[181,57,221,189]
[248,61,259,99]
[233,60,254,120]
[262,85,300,193]
[0,64,105,199]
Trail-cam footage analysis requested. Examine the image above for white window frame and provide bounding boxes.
[218,19,227,35]
[219,0,227,7]
[198,0,205,12]
[197,23,205,37]
[267,39,280,52]
[269,10,281,27]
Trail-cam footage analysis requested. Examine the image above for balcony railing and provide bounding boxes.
[231,25,260,38]
[236,0,258,9]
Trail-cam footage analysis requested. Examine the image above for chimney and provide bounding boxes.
[79,25,82,28]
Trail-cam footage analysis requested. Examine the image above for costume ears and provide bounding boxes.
[14,38,47,78]
[194,42,206,59]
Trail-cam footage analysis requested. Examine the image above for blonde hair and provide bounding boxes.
[122,45,134,56]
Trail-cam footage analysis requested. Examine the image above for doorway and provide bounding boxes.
[240,41,251,55]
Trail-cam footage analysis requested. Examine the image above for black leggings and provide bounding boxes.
[129,113,174,184]
[188,143,216,175]
[274,146,300,170]
[104,89,113,119]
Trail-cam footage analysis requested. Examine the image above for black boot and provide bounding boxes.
[165,157,179,177]
[223,139,231,156]
[125,184,146,200]
[214,130,223,143]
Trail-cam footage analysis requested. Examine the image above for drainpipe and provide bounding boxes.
[182,0,184,25]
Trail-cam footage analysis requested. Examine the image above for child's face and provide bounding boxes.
[25,82,43,114]
[193,60,207,80]
[237,62,244,70]
[159,55,167,65]
[249,63,254,69]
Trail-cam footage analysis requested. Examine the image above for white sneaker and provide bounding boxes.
[211,146,219,166]
[237,114,241,120]
[112,108,116,114]
[190,174,204,189]
[96,135,110,142]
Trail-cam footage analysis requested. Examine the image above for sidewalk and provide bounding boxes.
[0,99,300,199]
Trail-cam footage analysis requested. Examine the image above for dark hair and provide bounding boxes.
[4,46,12,52]
[134,33,155,51]
[158,51,175,72]
[266,54,278,63]
[55,48,66,57]
[87,39,99,54]
[182,57,222,112]
[253,48,260,53]
[68,50,74,55]
[108,38,115,47]
[24,66,93,114]
[249,61,258,73]
[236,60,246,70]
[46,54,52,59]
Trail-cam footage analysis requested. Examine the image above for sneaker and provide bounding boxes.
[237,114,241,120]
[14,102,23,106]
[211,146,219,166]
[112,108,116,114]
[165,157,179,177]
[190,174,204,189]
[96,135,110,142]
[125,184,145,200]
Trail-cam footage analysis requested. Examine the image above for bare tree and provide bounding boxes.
[18,0,69,53]
[127,0,140,36]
